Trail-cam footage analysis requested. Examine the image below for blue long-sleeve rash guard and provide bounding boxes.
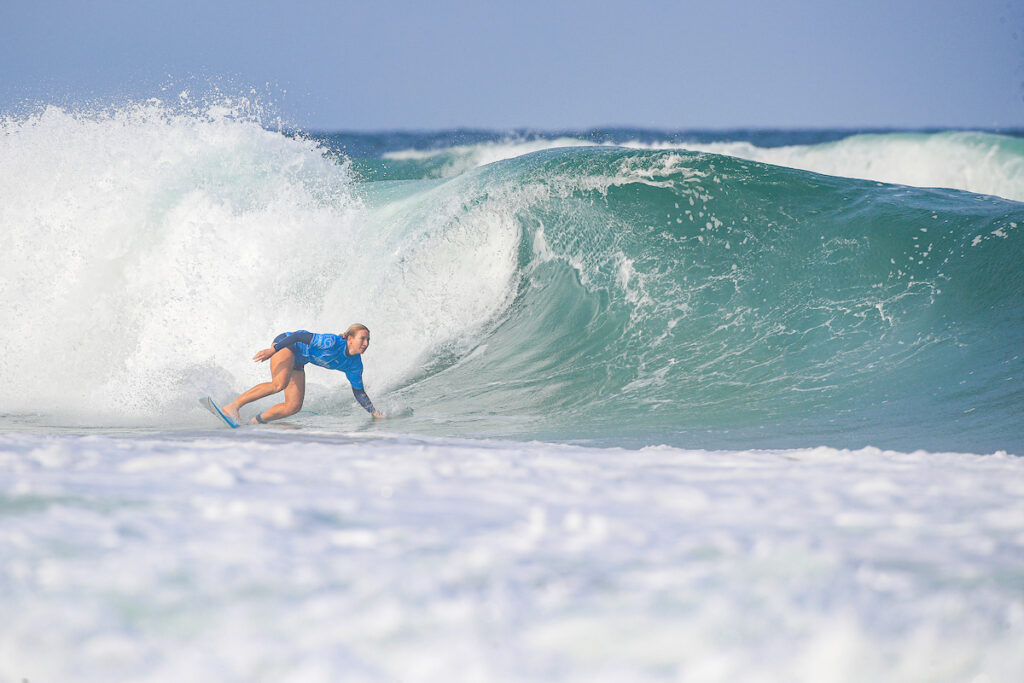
[272,330,377,414]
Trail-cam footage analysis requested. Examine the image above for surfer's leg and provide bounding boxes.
[222,349,295,421]
[253,368,306,423]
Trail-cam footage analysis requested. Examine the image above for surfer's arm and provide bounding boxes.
[254,331,314,362]
[352,387,383,418]
[273,330,314,351]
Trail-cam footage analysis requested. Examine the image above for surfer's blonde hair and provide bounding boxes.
[343,323,370,338]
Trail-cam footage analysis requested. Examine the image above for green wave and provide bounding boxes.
[368,147,1024,452]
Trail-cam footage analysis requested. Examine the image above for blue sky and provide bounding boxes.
[1,0,1021,130]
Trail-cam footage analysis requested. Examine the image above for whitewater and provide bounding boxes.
[1,101,1022,682]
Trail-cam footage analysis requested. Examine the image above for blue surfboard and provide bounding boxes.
[199,396,240,428]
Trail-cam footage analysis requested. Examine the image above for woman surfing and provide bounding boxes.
[219,324,383,425]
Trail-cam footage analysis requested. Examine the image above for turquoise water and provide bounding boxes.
[333,135,1024,453]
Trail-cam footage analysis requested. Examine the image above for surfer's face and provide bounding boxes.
[347,329,370,355]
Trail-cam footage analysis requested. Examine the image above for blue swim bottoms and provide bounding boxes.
[273,333,308,371]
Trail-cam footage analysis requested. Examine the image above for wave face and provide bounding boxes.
[2,106,1022,452]
[373,147,1024,452]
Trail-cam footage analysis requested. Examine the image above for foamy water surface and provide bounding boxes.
[2,431,1022,682]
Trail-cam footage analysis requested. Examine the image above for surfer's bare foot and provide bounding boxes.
[221,404,241,423]
[250,417,260,425]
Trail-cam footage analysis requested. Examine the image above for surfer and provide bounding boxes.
[220,324,384,424]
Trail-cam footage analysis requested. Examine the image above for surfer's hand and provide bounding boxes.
[372,412,385,419]
[253,347,275,362]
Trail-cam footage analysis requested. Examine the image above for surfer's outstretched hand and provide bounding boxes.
[373,412,385,419]
[253,348,275,362]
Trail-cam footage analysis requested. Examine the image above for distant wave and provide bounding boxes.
[380,131,1024,202]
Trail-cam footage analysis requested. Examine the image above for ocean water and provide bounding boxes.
[1,100,1023,681]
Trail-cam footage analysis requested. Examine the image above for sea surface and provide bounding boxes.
[1,99,1022,681]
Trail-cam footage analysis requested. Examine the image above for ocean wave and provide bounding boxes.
[2,105,1021,452]
[377,131,1024,202]
[374,146,1024,451]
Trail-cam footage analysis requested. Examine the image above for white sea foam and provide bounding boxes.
[0,101,360,417]
[1,431,1021,681]
[0,103,520,421]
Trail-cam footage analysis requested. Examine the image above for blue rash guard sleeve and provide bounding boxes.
[352,388,377,415]
[273,330,314,351]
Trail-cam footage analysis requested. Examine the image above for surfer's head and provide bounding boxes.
[343,323,370,355]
